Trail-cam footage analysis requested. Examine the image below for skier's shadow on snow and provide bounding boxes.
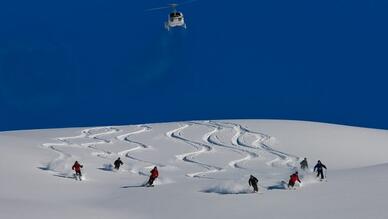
[37,167,77,180]
[121,185,145,189]
[53,174,77,180]
[98,164,114,172]
[38,166,50,171]
[267,182,288,190]
[97,167,114,172]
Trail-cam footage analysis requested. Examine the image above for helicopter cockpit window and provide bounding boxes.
[170,12,182,18]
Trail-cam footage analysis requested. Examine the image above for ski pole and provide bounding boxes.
[325,169,327,180]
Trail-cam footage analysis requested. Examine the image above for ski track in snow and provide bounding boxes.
[42,127,121,176]
[41,121,300,183]
[185,121,260,171]
[42,125,167,178]
[210,121,299,168]
[186,121,299,173]
[116,125,167,176]
[81,127,121,159]
[165,121,301,179]
[166,124,223,179]
[201,121,259,170]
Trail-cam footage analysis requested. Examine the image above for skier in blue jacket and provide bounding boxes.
[314,160,327,179]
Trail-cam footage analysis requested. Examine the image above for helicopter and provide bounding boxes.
[146,1,195,31]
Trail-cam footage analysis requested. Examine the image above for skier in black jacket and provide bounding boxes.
[114,157,123,170]
[314,160,327,179]
[248,175,259,192]
[300,158,308,170]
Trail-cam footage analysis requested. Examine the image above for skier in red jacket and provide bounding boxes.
[288,171,301,189]
[146,166,159,187]
[72,161,83,180]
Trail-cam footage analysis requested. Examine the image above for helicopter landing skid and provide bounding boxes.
[164,22,170,31]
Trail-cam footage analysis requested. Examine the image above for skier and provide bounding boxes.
[72,161,83,180]
[114,157,123,170]
[313,160,327,180]
[248,175,259,192]
[288,171,301,189]
[145,166,159,187]
[300,158,308,170]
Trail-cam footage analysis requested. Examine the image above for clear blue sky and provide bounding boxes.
[0,0,387,131]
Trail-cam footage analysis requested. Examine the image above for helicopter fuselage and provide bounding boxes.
[165,11,186,30]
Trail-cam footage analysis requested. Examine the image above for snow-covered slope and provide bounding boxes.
[1,120,388,219]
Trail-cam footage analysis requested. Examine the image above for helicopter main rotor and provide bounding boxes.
[145,0,196,12]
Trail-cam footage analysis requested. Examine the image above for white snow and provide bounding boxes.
[1,120,388,219]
